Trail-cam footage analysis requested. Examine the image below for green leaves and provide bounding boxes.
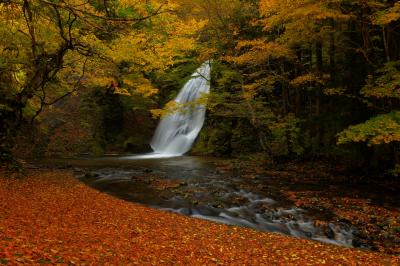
[0,104,13,113]
[337,111,400,146]
[270,114,305,156]
[362,61,400,100]
[388,164,400,177]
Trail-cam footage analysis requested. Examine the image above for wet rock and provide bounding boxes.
[325,225,335,239]
[179,208,192,215]
[254,203,275,213]
[83,172,99,179]
[211,202,224,209]
[254,175,268,180]
[352,238,365,248]
[304,231,312,238]
[57,164,73,170]
[225,211,240,218]
[73,168,84,175]
[227,195,248,206]
[179,182,188,186]
[197,206,219,216]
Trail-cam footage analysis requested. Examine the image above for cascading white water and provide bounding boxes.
[148,61,211,157]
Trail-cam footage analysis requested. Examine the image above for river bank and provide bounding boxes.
[20,155,400,256]
[0,169,399,265]
[212,158,400,255]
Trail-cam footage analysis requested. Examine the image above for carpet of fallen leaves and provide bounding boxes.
[1,170,399,265]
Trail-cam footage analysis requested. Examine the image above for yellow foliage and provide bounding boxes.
[150,108,164,119]
[323,87,346,96]
[107,13,206,74]
[150,93,209,119]
[226,39,295,65]
[113,87,132,96]
[259,0,350,45]
[242,84,257,100]
[134,78,159,97]
[290,74,324,87]
[198,47,218,63]
[122,76,159,97]
[150,101,177,119]
[372,2,400,25]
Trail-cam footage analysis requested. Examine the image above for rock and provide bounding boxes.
[84,172,100,178]
[325,225,335,239]
[211,203,223,209]
[73,168,84,173]
[179,208,192,215]
[197,206,219,216]
[57,164,73,170]
[352,238,370,249]
[254,175,267,180]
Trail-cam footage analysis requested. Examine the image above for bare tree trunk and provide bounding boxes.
[280,64,289,115]
[295,54,302,116]
[295,87,301,116]
[315,41,323,149]
[329,20,336,83]
[382,26,391,62]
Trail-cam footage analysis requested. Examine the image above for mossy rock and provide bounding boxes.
[123,136,151,153]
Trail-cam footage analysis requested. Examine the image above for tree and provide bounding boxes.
[190,0,400,171]
[0,0,205,162]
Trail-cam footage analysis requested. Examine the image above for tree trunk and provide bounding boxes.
[315,41,323,149]
[329,20,336,83]
[382,26,391,62]
[239,80,274,162]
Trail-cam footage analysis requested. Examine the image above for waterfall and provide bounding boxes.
[146,61,211,158]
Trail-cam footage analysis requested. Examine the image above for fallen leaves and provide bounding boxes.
[0,170,399,265]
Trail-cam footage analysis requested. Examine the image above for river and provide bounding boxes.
[38,155,356,248]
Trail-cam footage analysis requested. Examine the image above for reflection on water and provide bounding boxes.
[38,155,354,248]
[122,153,182,159]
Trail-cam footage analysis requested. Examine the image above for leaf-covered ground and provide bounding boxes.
[0,170,399,265]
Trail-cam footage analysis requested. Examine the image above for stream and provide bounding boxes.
[42,155,354,248]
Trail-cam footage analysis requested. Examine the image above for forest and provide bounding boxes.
[1,0,399,175]
[0,0,400,264]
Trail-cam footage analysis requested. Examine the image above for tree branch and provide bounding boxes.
[30,58,89,123]
[44,58,89,106]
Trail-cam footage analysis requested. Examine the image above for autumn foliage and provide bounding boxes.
[1,170,399,265]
